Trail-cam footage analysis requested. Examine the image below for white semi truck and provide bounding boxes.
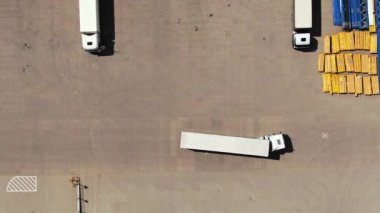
[79,0,101,52]
[180,132,286,157]
[293,0,312,49]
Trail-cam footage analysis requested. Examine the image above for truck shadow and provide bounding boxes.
[98,0,115,56]
[268,134,294,160]
[297,37,318,52]
[191,134,294,161]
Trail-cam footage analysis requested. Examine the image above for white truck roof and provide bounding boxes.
[294,0,312,29]
[293,33,311,46]
[180,132,270,157]
[79,0,99,32]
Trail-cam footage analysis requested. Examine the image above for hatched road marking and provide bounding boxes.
[6,176,37,192]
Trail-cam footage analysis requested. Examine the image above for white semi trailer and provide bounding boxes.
[79,0,101,52]
[180,132,286,157]
[293,0,312,49]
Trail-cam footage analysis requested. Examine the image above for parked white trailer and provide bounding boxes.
[79,0,100,52]
[293,0,312,49]
[180,132,286,157]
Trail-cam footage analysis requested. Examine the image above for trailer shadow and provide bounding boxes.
[311,0,322,37]
[97,0,115,56]
[191,134,294,161]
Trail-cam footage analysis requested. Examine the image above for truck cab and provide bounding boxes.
[79,0,101,53]
[259,133,286,151]
[293,32,311,49]
[293,0,312,50]
[81,32,99,52]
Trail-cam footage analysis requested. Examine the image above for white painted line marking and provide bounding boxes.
[23,178,35,190]
[14,178,30,190]
[8,184,18,191]
[21,178,33,189]
[6,176,37,192]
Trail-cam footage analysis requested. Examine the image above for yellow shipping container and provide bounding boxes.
[336,54,345,73]
[318,53,325,72]
[369,55,378,75]
[332,34,340,53]
[339,75,347,94]
[354,31,360,49]
[363,32,367,49]
[347,32,355,50]
[370,33,377,53]
[339,32,346,51]
[325,54,331,73]
[353,54,362,73]
[330,55,337,73]
[355,75,363,96]
[347,75,355,94]
[361,55,369,73]
[371,76,379,95]
[360,31,365,49]
[330,74,335,94]
[365,31,371,50]
[332,74,340,94]
[324,35,331,54]
[322,74,332,93]
[363,76,373,95]
[344,54,354,72]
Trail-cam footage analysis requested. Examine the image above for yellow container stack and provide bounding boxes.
[331,34,340,53]
[344,54,354,72]
[336,54,345,72]
[363,76,373,95]
[361,55,370,73]
[317,30,379,96]
[355,76,363,96]
[353,54,362,72]
[347,75,355,94]
[369,55,378,75]
[318,53,325,72]
[324,36,331,54]
[371,76,380,94]
[370,33,377,53]
[322,73,332,93]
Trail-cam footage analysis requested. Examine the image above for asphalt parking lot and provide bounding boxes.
[1,0,380,212]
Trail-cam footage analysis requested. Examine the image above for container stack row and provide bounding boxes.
[318,53,378,74]
[322,74,379,95]
[324,31,377,53]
